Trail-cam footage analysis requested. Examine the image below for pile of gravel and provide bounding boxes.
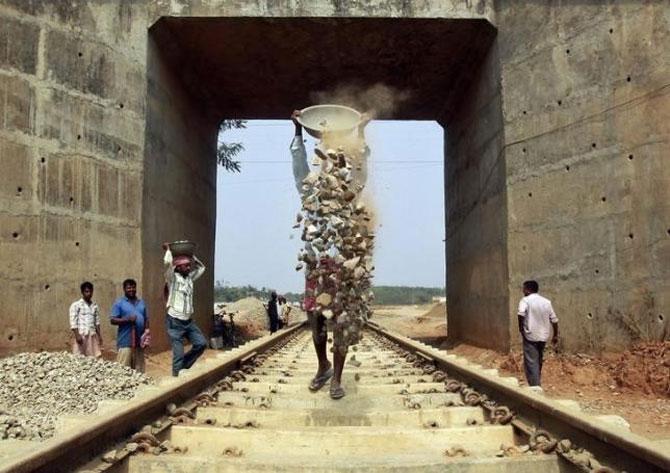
[0,352,152,441]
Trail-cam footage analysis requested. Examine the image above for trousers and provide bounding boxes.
[166,315,207,376]
[269,316,279,333]
[522,338,546,386]
[117,347,145,373]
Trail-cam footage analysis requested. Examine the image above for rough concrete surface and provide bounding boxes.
[0,0,667,353]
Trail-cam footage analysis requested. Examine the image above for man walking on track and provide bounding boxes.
[290,109,371,399]
[163,243,208,376]
[111,279,149,373]
[517,280,559,387]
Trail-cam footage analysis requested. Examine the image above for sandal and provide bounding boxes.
[308,367,333,392]
[329,384,346,400]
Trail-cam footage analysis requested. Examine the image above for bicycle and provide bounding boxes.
[222,312,237,348]
[212,305,238,349]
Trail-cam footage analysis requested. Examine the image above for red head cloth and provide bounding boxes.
[173,255,192,267]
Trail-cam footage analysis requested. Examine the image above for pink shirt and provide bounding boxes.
[304,278,317,311]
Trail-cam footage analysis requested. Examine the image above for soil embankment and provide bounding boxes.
[373,302,670,440]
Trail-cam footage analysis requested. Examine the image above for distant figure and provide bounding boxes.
[268,291,280,333]
[69,281,102,357]
[517,280,559,387]
[278,296,291,327]
[111,279,148,373]
[163,243,208,376]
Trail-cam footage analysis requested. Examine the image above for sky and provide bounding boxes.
[215,120,445,293]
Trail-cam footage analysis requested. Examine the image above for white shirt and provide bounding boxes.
[164,250,205,320]
[518,293,558,342]
[69,298,100,336]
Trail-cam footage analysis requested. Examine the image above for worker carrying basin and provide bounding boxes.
[295,104,362,139]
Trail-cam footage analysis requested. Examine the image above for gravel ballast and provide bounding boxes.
[0,352,152,441]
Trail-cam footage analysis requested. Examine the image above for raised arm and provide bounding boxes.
[191,255,206,281]
[290,110,309,194]
[163,244,175,283]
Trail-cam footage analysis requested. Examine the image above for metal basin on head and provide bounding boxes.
[169,240,196,257]
[297,104,361,139]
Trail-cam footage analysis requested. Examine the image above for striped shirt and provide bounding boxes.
[69,298,100,336]
[164,250,205,320]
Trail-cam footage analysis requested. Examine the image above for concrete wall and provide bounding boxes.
[445,38,509,350]
[142,21,218,350]
[497,2,670,351]
[0,1,147,354]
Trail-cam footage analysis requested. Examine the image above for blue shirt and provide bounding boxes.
[111,297,147,348]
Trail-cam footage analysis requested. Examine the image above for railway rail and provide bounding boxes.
[0,322,668,472]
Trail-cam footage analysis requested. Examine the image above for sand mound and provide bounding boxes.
[225,297,268,324]
[220,297,269,337]
[220,297,307,338]
[417,302,446,323]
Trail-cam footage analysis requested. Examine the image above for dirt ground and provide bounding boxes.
[373,303,447,340]
[373,303,670,440]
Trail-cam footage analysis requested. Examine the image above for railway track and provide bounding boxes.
[0,322,668,472]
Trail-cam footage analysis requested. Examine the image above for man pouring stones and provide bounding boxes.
[163,242,208,376]
[290,107,374,399]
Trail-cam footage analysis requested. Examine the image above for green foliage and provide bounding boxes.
[371,286,445,305]
[213,283,304,303]
[214,282,445,306]
[217,120,247,172]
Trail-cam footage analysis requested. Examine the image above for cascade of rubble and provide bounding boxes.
[295,140,375,354]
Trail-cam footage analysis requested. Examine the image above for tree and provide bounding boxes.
[217,119,247,172]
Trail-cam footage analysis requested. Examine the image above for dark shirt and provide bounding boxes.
[267,299,279,320]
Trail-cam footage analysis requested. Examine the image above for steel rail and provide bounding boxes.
[0,322,305,473]
[367,322,670,473]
